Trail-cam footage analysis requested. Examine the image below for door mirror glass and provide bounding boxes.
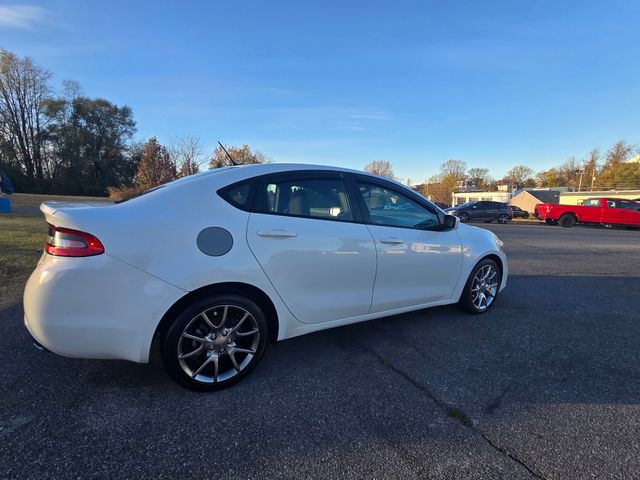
[443,214,458,230]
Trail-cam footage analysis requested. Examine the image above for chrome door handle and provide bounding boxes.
[379,238,404,245]
[257,230,297,238]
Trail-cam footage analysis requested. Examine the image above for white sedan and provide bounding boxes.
[24,164,507,390]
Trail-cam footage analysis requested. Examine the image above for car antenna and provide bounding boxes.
[217,141,238,166]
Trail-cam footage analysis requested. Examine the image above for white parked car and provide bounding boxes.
[24,164,507,390]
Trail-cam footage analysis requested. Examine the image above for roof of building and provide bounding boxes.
[514,189,560,203]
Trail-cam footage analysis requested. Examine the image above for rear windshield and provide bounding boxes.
[116,167,235,203]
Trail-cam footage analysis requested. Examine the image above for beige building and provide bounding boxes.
[559,190,640,205]
[509,190,560,213]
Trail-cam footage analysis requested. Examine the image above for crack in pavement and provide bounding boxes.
[355,340,549,480]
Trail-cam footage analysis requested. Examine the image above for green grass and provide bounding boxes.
[0,193,106,310]
[0,213,46,310]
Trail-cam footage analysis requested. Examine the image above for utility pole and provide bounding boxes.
[591,173,596,192]
[576,170,585,192]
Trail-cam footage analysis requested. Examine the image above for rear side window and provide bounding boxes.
[583,198,601,207]
[254,178,353,221]
[219,181,253,210]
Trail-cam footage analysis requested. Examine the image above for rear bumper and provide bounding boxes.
[23,253,186,363]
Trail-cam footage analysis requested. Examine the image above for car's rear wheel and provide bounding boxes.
[559,214,576,228]
[459,259,501,314]
[498,214,510,224]
[162,294,268,391]
[458,212,469,223]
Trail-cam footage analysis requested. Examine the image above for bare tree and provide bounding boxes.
[0,49,52,183]
[171,136,203,177]
[505,165,534,186]
[440,159,467,181]
[582,148,599,191]
[363,160,395,179]
[209,143,267,169]
[467,167,491,187]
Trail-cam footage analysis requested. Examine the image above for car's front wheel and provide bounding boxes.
[162,294,269,391]
[459,259,501,314]
[458,212,469,223]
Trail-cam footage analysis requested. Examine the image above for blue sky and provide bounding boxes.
[2,0,639,182]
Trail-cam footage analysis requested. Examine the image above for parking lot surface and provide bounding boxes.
[1,223,639,479]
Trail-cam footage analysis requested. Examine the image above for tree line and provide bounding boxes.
[365,141,639,204]
[0,49,266,197]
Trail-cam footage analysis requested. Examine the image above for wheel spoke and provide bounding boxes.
[236,328,259,337]
[191,355,215,378]
[230,313,250,334]
[179,345,203,359]
[201,311,216,330]
[229,350,241,372]
[182,333,206,343]
[483,267,492,280]
[220,305,229,328]
[231,346,256,355]
[212,355,219,382]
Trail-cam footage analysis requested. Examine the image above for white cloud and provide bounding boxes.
[0,5,46,29]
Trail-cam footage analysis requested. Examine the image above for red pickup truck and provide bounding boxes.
[534,197,640,228]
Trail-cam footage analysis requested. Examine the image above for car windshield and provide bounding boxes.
[455,201,476,208]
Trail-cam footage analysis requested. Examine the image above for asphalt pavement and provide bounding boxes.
[1,223,639,479]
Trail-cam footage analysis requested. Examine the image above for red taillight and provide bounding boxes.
[45,224,105,257]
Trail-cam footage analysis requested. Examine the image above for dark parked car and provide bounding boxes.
[510,205,529,218]
[445,201,513,224]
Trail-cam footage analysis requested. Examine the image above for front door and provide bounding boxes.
[354,179,464,313]
[247,172,377,324]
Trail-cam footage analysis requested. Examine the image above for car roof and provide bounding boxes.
[183,162,411,189]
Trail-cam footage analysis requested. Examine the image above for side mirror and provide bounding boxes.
[443,214,458,230]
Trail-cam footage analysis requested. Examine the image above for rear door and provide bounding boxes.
[245,171,377,324]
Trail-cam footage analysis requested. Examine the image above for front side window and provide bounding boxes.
[358,183,439,229]
[255,177,353,221]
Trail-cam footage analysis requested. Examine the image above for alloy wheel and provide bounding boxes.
[177,304,261,384]
[498,214,510,224]
[471,265,499,311]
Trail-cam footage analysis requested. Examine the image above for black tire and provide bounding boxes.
[458,212,469,223]
[545,218,558,225]
[498,214,510,224]
[459,258,502,314]
[162,294,269,391]
[559,214,576,228]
